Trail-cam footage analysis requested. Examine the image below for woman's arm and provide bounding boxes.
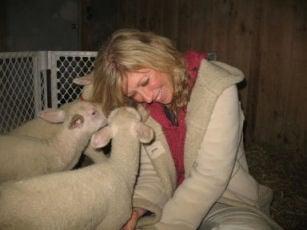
[122,145,165,230]
[131,143,173,227]
[156,86,244,229]
[122,208,146,230]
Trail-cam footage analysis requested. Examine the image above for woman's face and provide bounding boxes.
[122,68,174,104]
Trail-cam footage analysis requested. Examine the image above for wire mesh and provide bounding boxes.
[0,52,41,134]
[49,51,97,108]
[0,51,97,134]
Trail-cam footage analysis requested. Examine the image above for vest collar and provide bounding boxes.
[184,60,244,174]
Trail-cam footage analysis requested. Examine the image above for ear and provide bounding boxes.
[39,109,66,123]
[135,123,154,143]
[108,108,120,120]
[68,114,84,129]
[73,73,93,86]
[90,126,113,149]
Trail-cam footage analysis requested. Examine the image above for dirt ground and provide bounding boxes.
[245,144,307,230]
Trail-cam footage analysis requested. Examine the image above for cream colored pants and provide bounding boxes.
[198,203,283,230]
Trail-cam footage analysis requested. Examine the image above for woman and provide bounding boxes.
[92,29,282,230]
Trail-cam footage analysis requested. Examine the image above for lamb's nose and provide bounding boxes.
[142,92,153,103]
[88,105,98,116]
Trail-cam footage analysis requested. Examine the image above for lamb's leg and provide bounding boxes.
[84,146,108,163]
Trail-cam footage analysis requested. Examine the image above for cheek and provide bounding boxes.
[159,73,173,90]
[151,78,164,91]
[132,94,143,102]
[165,82,175,103]
[163,78,174,95]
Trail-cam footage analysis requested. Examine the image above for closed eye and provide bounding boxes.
[140,77,149,87]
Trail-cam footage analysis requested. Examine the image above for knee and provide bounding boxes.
[199,207,274,230]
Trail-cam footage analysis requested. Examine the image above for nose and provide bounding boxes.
[139,89,153,103]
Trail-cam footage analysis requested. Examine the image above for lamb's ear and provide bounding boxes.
[135,122,154,143]
[90,126,113,149]
[68,114,84,129]
[108,108,120,120]
[39,109,66,123]
[73,73,93,86]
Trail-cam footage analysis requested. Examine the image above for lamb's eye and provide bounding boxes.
[92,111,97,116]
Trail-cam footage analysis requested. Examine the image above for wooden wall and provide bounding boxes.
[115,0,307,155]
[0,0,6,51]
[80,0,120,50]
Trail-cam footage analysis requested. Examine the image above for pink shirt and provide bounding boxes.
[146,51,206,185]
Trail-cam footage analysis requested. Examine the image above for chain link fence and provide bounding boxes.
[0,51,97,134]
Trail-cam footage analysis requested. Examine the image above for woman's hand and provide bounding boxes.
[122,210,138,230]
[122,208,146,230]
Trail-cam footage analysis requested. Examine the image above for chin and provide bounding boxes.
[162,98,172,105]
[166,94,174,104]
[157,92,173,105]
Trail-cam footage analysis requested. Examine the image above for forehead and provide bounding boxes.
[128,68,152,77]
[121,68,152,93]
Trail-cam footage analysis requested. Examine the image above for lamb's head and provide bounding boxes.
[72,73,94,101]
[90,107,154,149]
[39,101,107,134]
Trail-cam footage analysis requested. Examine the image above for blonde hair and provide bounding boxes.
[92,29,189,115]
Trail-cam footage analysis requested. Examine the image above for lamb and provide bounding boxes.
[0,101,107,183]
[72,72,94,101]
[9,73,106,164]
[0,106,154,230]
[10,73,94,139]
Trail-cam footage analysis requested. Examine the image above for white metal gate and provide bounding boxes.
[0,51,97,134]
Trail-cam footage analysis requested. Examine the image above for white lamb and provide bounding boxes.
[72,73,94,101]
[0,101,107,183]
[9,73,106,164]
[0,106,154,230]
[10,73,94,139]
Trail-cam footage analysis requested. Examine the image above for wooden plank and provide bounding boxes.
[254,0,295,149]
[188,0,206,51]
[282,0,307,153]
[202,0,214,52]
[177,0,193,51]
[136,0,148,30]
[0,0,6,51]
[208,0,232,62]
[80,0,122,50]
[118,0,138,28]
[145,0,164,33]
[80,0,92,50]
[163,0,179,46]
[245,0,263,143]
[223,0,257,119]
